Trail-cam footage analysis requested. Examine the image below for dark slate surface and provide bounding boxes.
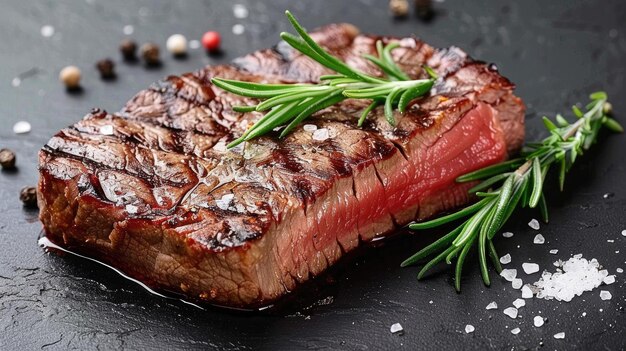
[0,0,625,350]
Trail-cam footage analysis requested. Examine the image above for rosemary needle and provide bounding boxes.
[211,11,437,148]
[403,92,623,292]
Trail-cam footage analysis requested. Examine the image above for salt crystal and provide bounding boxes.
[522,263,539,274]
[189,40,201,49]
[502,232,514,238]
[512,278,523,289]
[303,124,318,132]
[511,327,521,335]
[521,285,533,298]
[621,229,626,237]
[41,25,55,37]
[607,239,615,243]
[464,324,475,334]
[312,128,330,141]
[617,268,624,273]
[123,25,134,35]
[603,275,615,285]
[599,290,612,300]
[533,316,544,327]
[100,125,114,135]
[549,249,559,254]
[233,4,249,18]
[500,269,517,282]
[213,141,227,152]
[528,219,540,230]
[554,332,565,339]
[533,234,545,244]
[390,323,403,334]
[125,204,138,214]
[534,256,610,302]
[13,121,31,134]
[500,254,511,265]
[429,300,433,304]
[582,312,586,317]
[11,77,21,87]
[503,307,518,319]
[232,24,245,35]
[573,253,583,259]
[216,194,234,210]
[485,301,498,310]
[513,298,525,308]
[522,263,540,274]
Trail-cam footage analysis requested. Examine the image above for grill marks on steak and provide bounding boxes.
[38,23,525,307]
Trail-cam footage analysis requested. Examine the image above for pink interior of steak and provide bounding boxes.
[38,23,525,307]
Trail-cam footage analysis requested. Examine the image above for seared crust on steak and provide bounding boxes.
[38,24,525,307]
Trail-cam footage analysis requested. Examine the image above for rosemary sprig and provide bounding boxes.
[403,92,622,292]
[211,11,437,148]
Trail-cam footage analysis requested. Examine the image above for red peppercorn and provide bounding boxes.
[201,31,221,52]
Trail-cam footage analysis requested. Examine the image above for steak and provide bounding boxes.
[38,23,525,308]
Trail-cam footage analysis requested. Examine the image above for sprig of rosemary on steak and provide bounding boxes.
[402,92,623,292]
[211,11,437,148]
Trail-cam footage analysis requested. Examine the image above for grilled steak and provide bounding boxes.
[38,23,525,308]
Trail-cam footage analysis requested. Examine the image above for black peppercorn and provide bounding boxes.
[415,0,434,21]
[120,39,138,61]
[96,58,116,79]
[0,148,16,170]
[20,186,38,208]
[141,43,160,66]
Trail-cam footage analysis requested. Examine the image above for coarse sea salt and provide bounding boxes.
[502,232,514,238]
[303,124,318,132]
[216,194,235,210]
[390,323,403,334]
[533,316,544,327]
[500,254,511,264]
[312,128,330,141]
[232,24,245,35]
[13,121,31,134]
[528,219,540,230]
[621,229,626,237]
[513,298,525,309]
[522,263,540,274]
[512,278,523,289]
[521,285,533,298]
[500,269,517,282]
[123,25,134,35]
[600,290,612,300]
[549,249,559,254]
[485,301,498,310]
[603,275,616,285]
[511,327,521,335]
[554,332,565,339]
[100,125,114,135]
[125,204,138,214]
[41,25,55,37]
[503,307,518,319]
[233,4,249,18]
[465,324,475,334]
[533,256,609,302]
[533,234,545,244]
[617,268,624,273]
